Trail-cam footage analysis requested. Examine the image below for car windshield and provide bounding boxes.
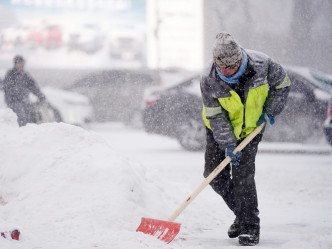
[310,70,332,94]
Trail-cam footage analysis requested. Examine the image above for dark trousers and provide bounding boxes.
[7,102,37,127]
[204,128,262,230]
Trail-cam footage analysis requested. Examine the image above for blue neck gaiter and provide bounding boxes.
[216,50,248,84]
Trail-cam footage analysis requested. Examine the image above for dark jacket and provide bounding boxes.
[3,68,45,105]
[200,49,291,150]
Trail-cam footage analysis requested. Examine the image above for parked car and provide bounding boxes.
[141,66,332,150]
[0,86,94,127]
[67,24,104,54]
[142,76,205,150]
[323,99,332,145]
[67,69,158,123]
[26,25,62,49]
[109,29,144,61]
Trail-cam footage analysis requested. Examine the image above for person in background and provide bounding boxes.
[3,55,48,126]
[200,32,291,246]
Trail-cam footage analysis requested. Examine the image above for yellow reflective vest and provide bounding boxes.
[203,84,268,139]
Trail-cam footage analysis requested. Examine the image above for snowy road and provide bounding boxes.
[91,122,332,249]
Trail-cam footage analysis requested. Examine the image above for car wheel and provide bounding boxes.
[177,118,206,151]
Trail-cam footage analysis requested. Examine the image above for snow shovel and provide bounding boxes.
[136,122,266,243]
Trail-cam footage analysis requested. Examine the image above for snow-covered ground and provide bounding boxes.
[0,108,332,249]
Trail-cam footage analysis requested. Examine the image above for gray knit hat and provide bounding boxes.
[213,32,242,69]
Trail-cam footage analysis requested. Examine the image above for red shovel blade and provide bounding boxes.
[136,217,181,243]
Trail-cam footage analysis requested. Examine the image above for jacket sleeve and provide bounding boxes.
[25,73,46,102]
[200,76,237,150]
[3,71,13,89]
[264,59,291,117]
[3,71,15,101]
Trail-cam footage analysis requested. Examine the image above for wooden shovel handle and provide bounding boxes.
[168,122,266,222]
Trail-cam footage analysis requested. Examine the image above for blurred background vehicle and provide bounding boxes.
[271,66,332,143]
[324,99,332,145]
[0,86,93,127]
[26,25,62,49]
[142,75,205,150]
[67,69,158,124]
[141,66,332,150]
[67,24,105,54]
[109,29,145,61]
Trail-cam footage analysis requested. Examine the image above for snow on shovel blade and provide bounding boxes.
[136,217,181,243]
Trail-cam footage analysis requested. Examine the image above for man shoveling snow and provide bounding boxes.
[200,32,291,245]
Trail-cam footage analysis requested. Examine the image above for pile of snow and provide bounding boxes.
[0,109,188,249]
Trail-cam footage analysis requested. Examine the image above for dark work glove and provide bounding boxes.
[257,113,275,133]
[225,145,242,166]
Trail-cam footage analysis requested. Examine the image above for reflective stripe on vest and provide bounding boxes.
[275,74,291,89]
[203,84,269,139]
